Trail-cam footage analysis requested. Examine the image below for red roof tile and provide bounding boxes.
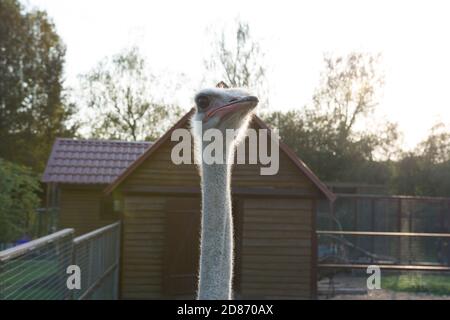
[42,138,152,184]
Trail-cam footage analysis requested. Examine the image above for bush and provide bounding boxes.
[0,158,41,243]
[382,273,450,296]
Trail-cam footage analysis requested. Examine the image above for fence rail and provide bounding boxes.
[318,230,450,269]
[317,194,450,298]
[318,230,450,238]
[317,229,450,298]
[318,263,450,271]
[318,194,450,267]
[72,222,121,300]
[0,222,120,300]
[0,243,15,251]
[318,193,450,233]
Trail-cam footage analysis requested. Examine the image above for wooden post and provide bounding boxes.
[371,198,375,264]
[311,199,318,300]
[398,198,402,263]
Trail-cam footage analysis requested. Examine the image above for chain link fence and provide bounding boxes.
[0,222,120,300]
[317,194,450,299]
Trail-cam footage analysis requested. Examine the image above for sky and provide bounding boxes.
[23,0,450,150]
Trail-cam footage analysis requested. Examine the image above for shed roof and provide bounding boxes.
[42,138,152,184]
[103,109,336,201]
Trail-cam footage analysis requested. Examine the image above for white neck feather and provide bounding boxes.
[192,113,252,300]
[197,143,234,300]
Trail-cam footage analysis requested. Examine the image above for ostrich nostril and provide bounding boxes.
[229,98,239,103]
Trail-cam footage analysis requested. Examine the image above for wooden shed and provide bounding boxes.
[104,110,335,300]
[42,138,151,236]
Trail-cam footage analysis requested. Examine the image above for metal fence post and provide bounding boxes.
[0,259,4,300]
[69,234,76,300]
[0,223,123,300]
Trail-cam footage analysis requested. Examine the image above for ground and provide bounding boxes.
[327,289,450,300]
[318,273,450,300]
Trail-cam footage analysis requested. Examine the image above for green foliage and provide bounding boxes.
[263,52,398,185]
[262,52,450,197]
[0,0,77,173]
[394,122,450,196]
[418,122,450,164]
[382,273,450,296]
[0,158,41,243]
[79,47,182,141]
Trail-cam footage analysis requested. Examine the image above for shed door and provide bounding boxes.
[164,198,242,298]
[164,197,201,298]
[241,198,314,299]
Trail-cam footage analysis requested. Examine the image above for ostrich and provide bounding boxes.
[190,86,259,300]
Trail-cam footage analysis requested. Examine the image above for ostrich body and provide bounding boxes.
[191,87,258,300]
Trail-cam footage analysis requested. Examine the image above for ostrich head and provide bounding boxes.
[191,87,259,153]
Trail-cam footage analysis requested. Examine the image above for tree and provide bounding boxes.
[0,0,77,173]
[309,52,399,162]
[312,53,383,140]
[417,122,450,164]
[79,47,182,141]
[0,158,41,243]
[392,153,427,195]
[204,20,268,107]
[263,52,399,183]
[393,122,450,197]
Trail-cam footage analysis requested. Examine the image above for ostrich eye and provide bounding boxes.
[196,95,210,110]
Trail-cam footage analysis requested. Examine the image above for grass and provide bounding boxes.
[382,273,450,296]
[0,259,64,299]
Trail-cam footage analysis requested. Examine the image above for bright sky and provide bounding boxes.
[23,0,450,150]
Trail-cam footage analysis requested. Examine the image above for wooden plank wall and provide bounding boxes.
[241,198,313,299]
[59,187,113,236]
[121,196,165,299]
[122,122,318,193]
[117,120,320,299]
[120,195,315,299]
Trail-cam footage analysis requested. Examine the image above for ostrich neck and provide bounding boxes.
[197,148,234,300]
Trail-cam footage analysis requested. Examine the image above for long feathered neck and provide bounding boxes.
[197,140,234,300]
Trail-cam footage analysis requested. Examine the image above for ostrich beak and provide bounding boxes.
[203,96,259,123]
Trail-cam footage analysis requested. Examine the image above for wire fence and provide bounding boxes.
[318,194,450,233]
[0,222,120,300]
[72,222,121,300]
[318,267,450,299]
[317,194,450,299]
[318,231,450,266]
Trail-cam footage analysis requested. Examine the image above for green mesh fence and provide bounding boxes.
[0,229,73,300]
[0,222,120,300]
[72,222,121,300]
